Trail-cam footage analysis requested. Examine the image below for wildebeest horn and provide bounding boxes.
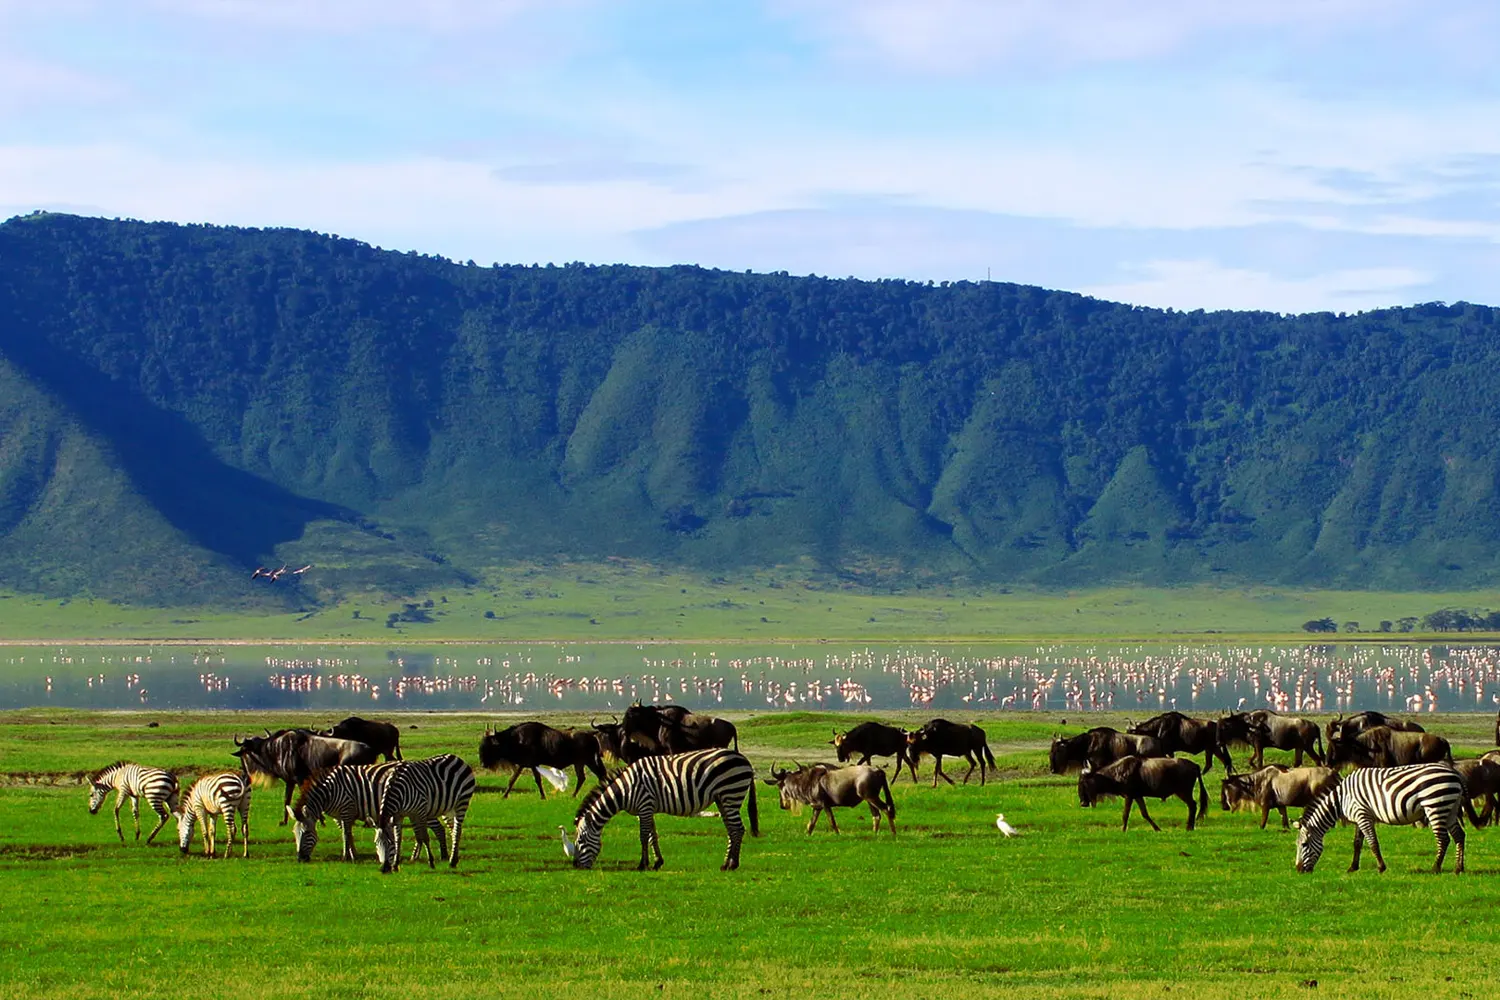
[264,728,273,737]
[232,735,242,747]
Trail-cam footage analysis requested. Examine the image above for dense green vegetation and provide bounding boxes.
[6,212,1500,610]
[2,709,1498,998]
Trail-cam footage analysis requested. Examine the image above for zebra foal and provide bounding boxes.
[1294,762,1466,875]
[571,748,759,871]
[177,772,252,858]
[88,761,179,844]
[374,754,476,873]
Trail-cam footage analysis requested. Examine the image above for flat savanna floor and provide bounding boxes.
[0,710,1496,999]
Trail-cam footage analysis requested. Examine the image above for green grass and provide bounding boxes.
[1,710,1498,998]
[4,565,1500,642]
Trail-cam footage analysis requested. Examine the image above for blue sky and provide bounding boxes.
[4,0,1499,312]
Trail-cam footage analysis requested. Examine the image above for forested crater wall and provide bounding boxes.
[2,212,1498,603]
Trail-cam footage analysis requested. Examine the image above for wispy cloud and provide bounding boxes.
[1080,259,1432,314]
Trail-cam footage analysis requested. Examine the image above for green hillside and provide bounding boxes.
[4,211,1500,607]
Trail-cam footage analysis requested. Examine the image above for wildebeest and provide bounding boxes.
[477,722,607,798]
[231,729,379,824]
[1049,727,1167,775]
[1128,712,1232,774]
[1326,726,1453,769]
[1324,711,1424,749]
[622,703,739,755]
[1077,756,1209,832]
[830,722,914,783]
[763,762,897,834]
[589,720,647,766]
[1219,764,1340,829]
[321,716,402,761]
[1218,710,1323,768]
[1453,752,1500,826]
[906,719,997,786]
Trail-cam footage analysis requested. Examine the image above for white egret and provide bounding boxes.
[995,813,1018,837]
[557,824,577,859]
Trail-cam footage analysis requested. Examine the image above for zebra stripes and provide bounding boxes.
[177,771,252,858]
[88,761,180,844]
[572,748,759,871]
[374,754,476,873]
[1295,763,1466,875]
[293,762,448,863]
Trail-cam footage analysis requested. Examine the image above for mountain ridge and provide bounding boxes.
[3,211,1499,605]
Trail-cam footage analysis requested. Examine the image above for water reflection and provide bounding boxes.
[4,643,1500,714]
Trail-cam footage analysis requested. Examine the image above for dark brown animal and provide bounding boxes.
[231,729,378,824]
[1077,756,1209,832]
[1218,711,1323,768]
[830,723,914,783]
[477,722,607,798]
[1324,711,1424,748]
[1049,727,1167,775]
[1326,726,1452,769]
[906,719,997,786]
[763,763,897,834]
[622,703,738,755]
[1219,764,1340,829]
[1128,712,1232,774]
[589,720,647,766]
[321,716,402,761]
[1454,751,1500,826]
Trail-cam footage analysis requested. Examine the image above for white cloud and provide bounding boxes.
[1080,259,1432,314]
[0,54,121,110]
[774,0,1411,72]
[145,0,567,32]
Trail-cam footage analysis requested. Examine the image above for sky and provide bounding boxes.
[3,0,1500,313]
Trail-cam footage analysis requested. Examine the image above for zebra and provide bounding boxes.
[87,761,180,844]
[1294,762,1467,875]
[177,771,252,858]
[571,748,759,871]
[292,762,449,863]
[374,754,476,873]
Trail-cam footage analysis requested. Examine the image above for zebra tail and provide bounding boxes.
[747,779,759,837]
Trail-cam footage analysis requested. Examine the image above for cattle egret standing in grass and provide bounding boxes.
[995,813,1018,837]
[558,824,576,859]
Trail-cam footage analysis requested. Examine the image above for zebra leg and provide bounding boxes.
[722,801,745,870]
[432,818,451,862]
[1432,822,1451,875]
[448,811,465,869]
[1452,817,1466,875]
[636,812,656,871]
[241,804,250,858]
[204,814,217,858]
[1349,829,1364,872]
[146,802,172,845]
[112,791,126,842]
[224,810,237,860]
[130,795,142,840]
[1355,814,1386,873]
[341,819,356,860]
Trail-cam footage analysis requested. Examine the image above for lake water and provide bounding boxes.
[3,642,1500,716]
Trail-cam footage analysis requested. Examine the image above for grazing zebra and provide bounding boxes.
[1294,763,1466,875]
[87,761,179,844]
[177,772,252,858]
[572,748,759,871]
[374,755,476,873]
[292,763,448,863]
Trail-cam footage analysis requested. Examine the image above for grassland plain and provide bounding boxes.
[0,711,1497,999]
[4,568,1500,642]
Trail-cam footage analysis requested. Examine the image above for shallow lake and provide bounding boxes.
[2,641,1499,716]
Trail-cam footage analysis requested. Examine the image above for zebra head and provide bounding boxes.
[374,823,397,873]
[292,806,319,862]
[1292,819,1324,873]
[176,808,196,854]
[571,816,602,869]
[87,782,110,814]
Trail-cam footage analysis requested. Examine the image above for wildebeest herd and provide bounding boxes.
[82,705,1500,875]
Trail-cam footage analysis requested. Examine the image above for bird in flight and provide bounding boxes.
[268,565,288,581]
[250,566,270,580]
[291,565,313,575]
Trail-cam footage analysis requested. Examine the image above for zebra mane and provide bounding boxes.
[1303,782,1342,833]
[575,771,624,822]
[90,761,130,782]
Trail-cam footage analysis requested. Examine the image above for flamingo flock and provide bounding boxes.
[11,642,1500,713]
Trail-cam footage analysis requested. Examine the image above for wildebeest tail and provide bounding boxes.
[1314,730,1325,761]
[982,742,997,769]
[880,772,896,819]
[1197,771,1209,820]
[747,779,759,836]
[1463,793,1484,828]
